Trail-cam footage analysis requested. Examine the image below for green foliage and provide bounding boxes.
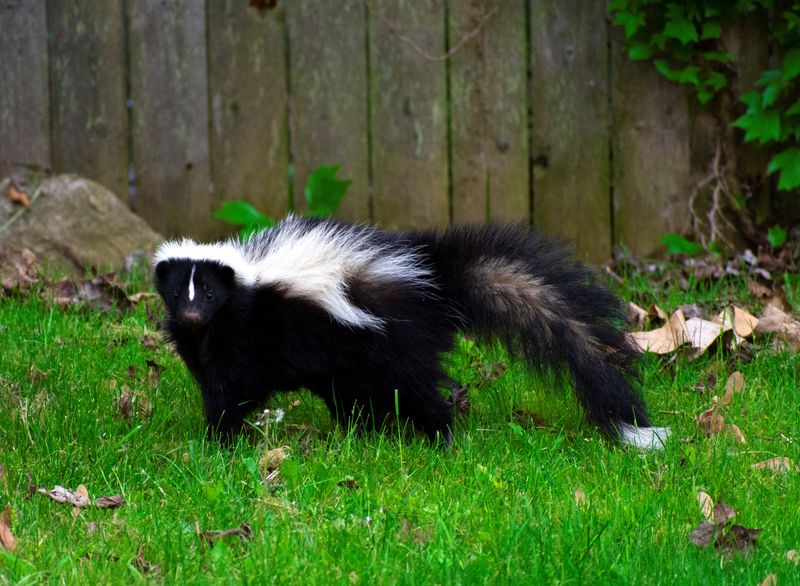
[214,164,351,237]
[609,0,800,190]
[767,224,788,247]
[661,233,701,256]
[304,165,352,217]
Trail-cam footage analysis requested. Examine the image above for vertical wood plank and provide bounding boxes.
[128,0,211,239]
[0,1,50,171]
[610,27,690,256]
[369,0,449,231]
[286,0,369,221]
[449,1,529,223]
[530,0,610,263]
[49,0,128,199]
[207,0,289,232]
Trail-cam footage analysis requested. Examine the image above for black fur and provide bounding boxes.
[154,219,652,444]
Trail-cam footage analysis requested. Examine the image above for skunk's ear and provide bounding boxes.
[218,264,235,285]
[154,261,170,282]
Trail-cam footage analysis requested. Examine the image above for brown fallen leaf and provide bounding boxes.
[0,248,39,294]
[52,273,132,312]
[134,546,162,577]
[447,384,471,415]
[649,304,669,323]
[202,523,253,545]
[688,499,761,554]
[117,386,152,420]
[259,446,289,476]
[140,334,159,351]
[38,485,90,508]
[755,304,800,349]
[688,520,720,547]
[718,524,762,555]
[726,423,746,444]
[0,505,16,552]
[722,371,744,405]
[697,402,725,435]
[128,292,159,304]
[714,306,759,340]
[7,183,29,206]
[697,491,714,521]
[685,317,732,356]
[146,359,163,389]
[338,479,359,491]
[574,487,587,510]
[628,302,647,328]
[787,549,799,565]
[752,457,793,475]
[629,309,689,354]
[94,495,125,509]
[758,573,777,586]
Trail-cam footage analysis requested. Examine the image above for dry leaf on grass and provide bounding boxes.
[397,517,432,546]
[117,386,152,420]
[755,304,800,349]
[629,309,689,354]
[38,485,124,509]
[447,384,471,415]
[134,546,162,577]
[574,488,587,509]
[684,317,732,356]
[688,499,761,554]
[0,505,16,552]
[758,574,777,586]
[52,273,132,312]
[697,491,714,521]
[714,306,759,340]
[202,523,253,545]
[1,248,39,293]
[7,183,29,206]
[787,549,799,565]
[259,446,289,476]
[722,371,744,403]
[338,479,359,491]
[628,302,647,327]
[752,457,794,475]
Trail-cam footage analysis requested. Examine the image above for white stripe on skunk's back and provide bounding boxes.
[244,216,432,329]
[153,216,432,329]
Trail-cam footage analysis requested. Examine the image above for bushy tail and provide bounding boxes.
[411,223,668,449]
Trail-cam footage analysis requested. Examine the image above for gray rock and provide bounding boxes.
[0,174,163,278]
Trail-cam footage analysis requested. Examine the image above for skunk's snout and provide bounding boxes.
[180,309,204,329]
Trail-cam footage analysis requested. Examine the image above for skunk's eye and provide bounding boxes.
[206,292,215,301]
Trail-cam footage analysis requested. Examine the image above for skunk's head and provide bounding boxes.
[154,259,236,331]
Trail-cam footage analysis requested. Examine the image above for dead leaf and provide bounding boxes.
[7,183,29,206]
[38,485,90,508]
[128,292,158,304]
[28,365,47,383]
[714,305,759,340]
[649,304,669,323]
[677,303,703,320]
[685,317,731,355]
[202,523,253,545]
[0,248,38,294]
[697,403,725,435]
[713,500,737,525]
[396,517,431,546]
[52,273,132,312]
[259,446,289,476]
[0,505,16,552]
[628,302,647,328]
[117,386,152,420]
[718,524,762,554]
[140,334,159,351]
[758,574,777,586]
[688,499,761,554]
[722,371,744,404]
[629,309,689,354]
[574,487,587,509]
[94,495,125,509]
[726,423,746,444]
[787,549,799,565]
[697,491,714,521]
[447,384,471,415]
[338,479,359,491]
[146,359,163,388]
[134,546,162,577]
[688,520,719,547]
[755,304,800,349]
[752,457,793,475]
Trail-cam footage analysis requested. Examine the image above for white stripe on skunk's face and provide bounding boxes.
[188,264,196,300]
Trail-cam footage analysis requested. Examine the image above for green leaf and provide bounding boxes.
[661,233,701,257]
[767,147,800,190]
[697,88,715,104]
[786,99,800,116]
[213,200,274,229]
[705,71,727,92]
[613,11,645,39]
[761,82,781,107]
[675,65,701,85]
[628,43,654,60]
[700,21,722,39]
[664,16,698,44]
[704,50,732,63]
[654,59,679,81]
[783,47,800,80]
[767,224,788,247]
[304,164,351,217]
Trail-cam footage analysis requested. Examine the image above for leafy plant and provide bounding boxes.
[661,233,702,257]
[767,224,788,247]
[609,1,800,191]
[214,165,351,237]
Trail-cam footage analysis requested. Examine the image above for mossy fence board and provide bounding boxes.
[0,1,779,260]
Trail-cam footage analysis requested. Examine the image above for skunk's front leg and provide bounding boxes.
[200,380,247,443]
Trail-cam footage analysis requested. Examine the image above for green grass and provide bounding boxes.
[1,274,799,584]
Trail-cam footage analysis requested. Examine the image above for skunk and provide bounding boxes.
[153,215,669,449]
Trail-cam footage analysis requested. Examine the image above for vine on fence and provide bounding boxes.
[609,0,800,192]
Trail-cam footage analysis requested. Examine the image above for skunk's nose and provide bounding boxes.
[180,310,203,329]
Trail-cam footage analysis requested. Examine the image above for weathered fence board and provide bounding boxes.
[368,0,449,230]
[449,0,529,223]
[128,0,211,239]
[0,1,50,171]
[530,0,611,263]
[207,0,289,233]
[611,28,690,256]
[48,0,128,200]
[286,0,369,221]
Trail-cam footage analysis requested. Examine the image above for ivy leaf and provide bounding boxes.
[304,165,352,217]
[675,65,701,85]
[733,92,782,144]
[613,11,646,39]
[704,50,732,63]
[767,225,788,248]
[761,82,782,108]
[786,99,800,117]
[783,48,800,80]
[213,200,274,230]
[654,59,679,82]
[706,71,727,92]
[701,21,721,40]
[767,148,800,190]
[664,14,698,44]
[628,43,654,61]
[661,233,701,257]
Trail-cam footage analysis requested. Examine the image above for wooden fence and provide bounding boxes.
[0,0,774,262]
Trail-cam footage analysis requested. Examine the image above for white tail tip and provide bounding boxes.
[618,423,671,450]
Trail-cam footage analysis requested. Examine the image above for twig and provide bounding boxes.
[364,1,498,61]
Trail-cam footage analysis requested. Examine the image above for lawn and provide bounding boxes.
[1,268,798,584]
